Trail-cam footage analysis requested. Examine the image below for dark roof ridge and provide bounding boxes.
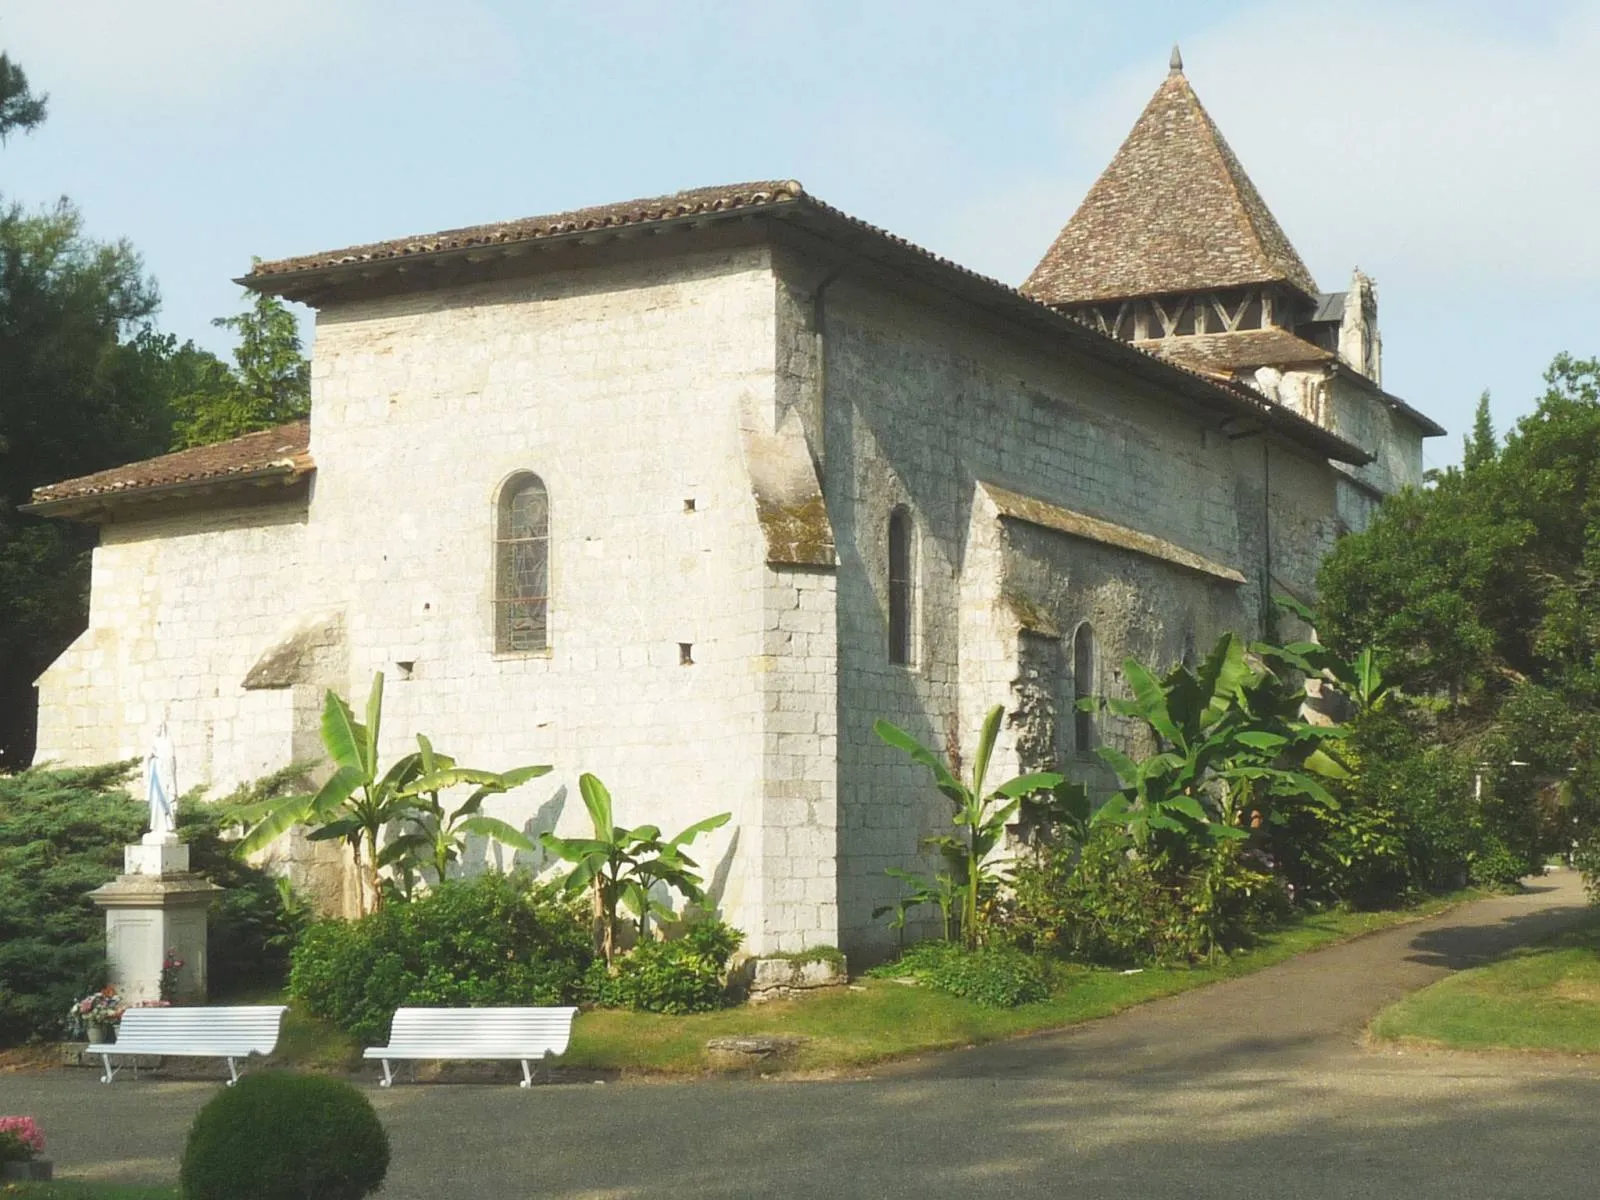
[246,181,804,280]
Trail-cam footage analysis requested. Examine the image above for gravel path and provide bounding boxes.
[6,871,1596,1199]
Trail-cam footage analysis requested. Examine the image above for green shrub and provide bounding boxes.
[1279,801,1413,909]
[0,763,145,1046]
[180,1071,388,1200]
[872,941,1049,1008]
[0,763,308,1045]
[181,770,309,996]
[289,871,591,1043]
[1008,829,1286,966]
[1573,834,1600,901]
[583,919,743,1014]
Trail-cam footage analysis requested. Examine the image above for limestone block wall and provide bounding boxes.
[299,246,791,948]
[1324,373,1426,512]
[756,564,840,950]
[34,501,310,792]
[806,267,1342,958]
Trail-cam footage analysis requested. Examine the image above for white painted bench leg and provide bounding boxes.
[99,1054,115,1085]
[226,1057,239,1086]
[520,1060,532,1088]
[379,1059,394,1088]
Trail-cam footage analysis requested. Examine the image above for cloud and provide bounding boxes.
[2,0,509,112]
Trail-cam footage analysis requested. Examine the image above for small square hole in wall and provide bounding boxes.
[395,660,416,680]
[679,643,694,665]
[683,498,697,513]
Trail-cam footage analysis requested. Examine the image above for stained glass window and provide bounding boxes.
[496,474,549,652]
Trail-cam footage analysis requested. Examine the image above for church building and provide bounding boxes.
[28,54,1442,959]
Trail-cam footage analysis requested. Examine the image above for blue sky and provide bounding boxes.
[6,0,1598,470]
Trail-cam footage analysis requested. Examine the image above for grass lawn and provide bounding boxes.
[561,890,1479,1073]
[1,1186,178,1199]
[89,891,1482,1080]
[1370,911,1600,1053]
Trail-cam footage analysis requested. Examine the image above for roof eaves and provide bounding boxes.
[1328,362,1446,437]
[775,198,1372,467]
[237,181,1371,468]
[21,463,312,521]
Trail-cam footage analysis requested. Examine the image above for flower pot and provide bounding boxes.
[86,1023,114,1045]
[2,1158,53,1182]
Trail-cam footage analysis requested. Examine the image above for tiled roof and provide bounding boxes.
[1023,66,1320,307]
[247,182,803,279]
[238,180,1372,468]
[1136,329,1334,375]
[28,421,312,510]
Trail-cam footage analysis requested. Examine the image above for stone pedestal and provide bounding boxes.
[89,838,220,1005]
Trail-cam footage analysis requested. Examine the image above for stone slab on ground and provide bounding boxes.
[746,955,848,1003]
[705,1035,809,1068]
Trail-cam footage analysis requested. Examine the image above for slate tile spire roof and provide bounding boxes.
[1023,52,1320,307]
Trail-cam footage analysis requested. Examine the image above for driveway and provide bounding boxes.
[7,871,1597,1199]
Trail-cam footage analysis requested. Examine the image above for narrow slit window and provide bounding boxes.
[495,473,549,652]
[1073,622,1097,753]
[888,506,914,666]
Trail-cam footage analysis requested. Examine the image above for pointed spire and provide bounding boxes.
[1022,63,1319,307]
[1170,44,1183,73]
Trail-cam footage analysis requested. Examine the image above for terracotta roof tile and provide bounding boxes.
[234,181,1370,468]
[247,182,804,279]
[29,421,311,507]
[1136,329,1334,375]
[1024,67,1319,306]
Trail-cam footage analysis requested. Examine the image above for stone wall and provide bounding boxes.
[798,261,1340,959]
[295,245,787,942]
[34,501,310,790]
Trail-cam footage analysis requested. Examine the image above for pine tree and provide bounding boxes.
[1463,391,1497,471]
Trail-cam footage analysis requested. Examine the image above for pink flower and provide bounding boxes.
[0,1116,45,1157]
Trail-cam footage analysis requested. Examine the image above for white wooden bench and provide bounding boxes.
[89,1005,287,1085]
[363,1006,578,1087]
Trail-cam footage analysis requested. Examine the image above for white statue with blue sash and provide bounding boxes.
[143,723,178,844]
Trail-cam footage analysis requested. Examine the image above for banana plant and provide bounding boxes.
[540,773,730,965]
[874,705,1062,948]
[872,867,957,947]
[237,674,549,914]
[377,734,548,898]
[1259,594,1396,716]
[237,673,420,916]
[1083,633,1345,854]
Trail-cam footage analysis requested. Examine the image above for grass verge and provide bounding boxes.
[1370,910,1600,1053]
[562,889,1480,1074]
[222,889,1478,1077]
[0,1186,178,1199]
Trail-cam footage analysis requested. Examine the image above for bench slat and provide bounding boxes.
[362,1007,577,1085]
[89,1006,287,1085]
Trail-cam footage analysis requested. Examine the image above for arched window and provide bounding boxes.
[1073,622,1096,753]
[888,506,915,666]
[495,473,549,652]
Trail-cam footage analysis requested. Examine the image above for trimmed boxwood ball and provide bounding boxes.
[180,1072,389,1200]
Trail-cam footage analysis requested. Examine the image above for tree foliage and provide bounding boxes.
[0,196,173,767]
[1463,391,1498,472]
[0,53,46,142]
[1319,354,1600,889]
[1321,355,1600,704]
[169,290,309,449]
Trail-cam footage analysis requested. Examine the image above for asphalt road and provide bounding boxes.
[6,872,1597,1199]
